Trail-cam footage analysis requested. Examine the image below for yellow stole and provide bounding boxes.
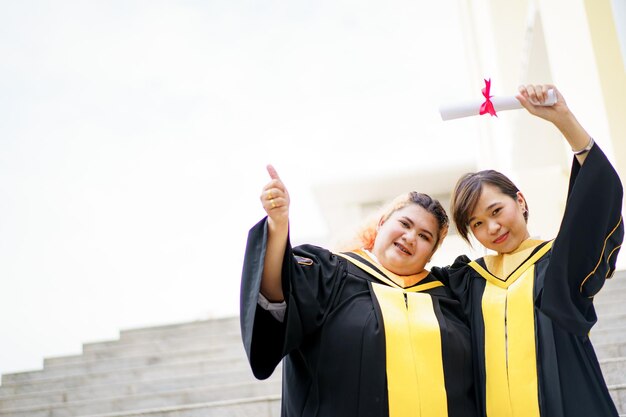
[469,240,553,417]
[336,251,448,417]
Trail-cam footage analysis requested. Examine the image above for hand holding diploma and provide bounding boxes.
[439,79,557,121]
[517,84,593,162]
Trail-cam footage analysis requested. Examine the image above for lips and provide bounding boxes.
[394,242,412,255]
[493,232,509,244]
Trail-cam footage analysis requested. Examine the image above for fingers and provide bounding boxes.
[261,188,289,218]
[264,164,287,201]
[261,185,286,208]
[260,164,290,217]
[517,84,557,106]
[266,164,281,181]
[516,83,570,126]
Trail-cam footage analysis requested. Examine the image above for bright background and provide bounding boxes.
[0,1,477,376]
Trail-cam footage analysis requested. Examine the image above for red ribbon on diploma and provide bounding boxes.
[479,78,497,117]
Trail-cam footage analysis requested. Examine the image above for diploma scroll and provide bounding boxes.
[439,89,556,121]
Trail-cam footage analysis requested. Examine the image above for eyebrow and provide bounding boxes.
[468,202,501,223]
[420,229,435,239]
[401,216,435,238]
[400,216,415,226]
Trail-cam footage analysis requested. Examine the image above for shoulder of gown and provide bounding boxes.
[541,144,624,335]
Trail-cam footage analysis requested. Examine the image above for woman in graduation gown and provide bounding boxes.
[240,165,478,417]
[433,84,624,417]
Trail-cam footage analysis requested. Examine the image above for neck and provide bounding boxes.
[362,249,428,288]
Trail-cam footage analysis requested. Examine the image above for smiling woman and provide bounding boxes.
[239,165,478,417]
[456,174,530,254]
[370,193,447,278]
[436,84,624,417]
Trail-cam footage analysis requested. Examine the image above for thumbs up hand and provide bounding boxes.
[260,164,290,229]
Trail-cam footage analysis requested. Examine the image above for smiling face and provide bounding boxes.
[468,184,530,254]
[371,204,439,276]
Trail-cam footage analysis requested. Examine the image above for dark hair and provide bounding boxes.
[345,191,449,251]
[404,192,449,248]
[451,170,529,243]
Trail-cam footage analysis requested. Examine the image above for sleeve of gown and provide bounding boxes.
[541,144,624,336]
[431,255,474,318]
[240,217,343,379]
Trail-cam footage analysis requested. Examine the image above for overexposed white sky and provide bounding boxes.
[0,0,476,376]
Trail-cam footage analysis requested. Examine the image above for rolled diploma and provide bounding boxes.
[439,89,556,121]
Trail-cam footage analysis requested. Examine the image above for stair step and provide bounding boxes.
[39,334,241,369]
[590,326,626,346]
[0,379,281,417]
[595,300,626,316]
[0,359,254,396]
[45,333,243,368]
[84,330,240,353]
[0,366,279,408]
[594,341,626,359]
[84,395,280,417]
[594,312,626,330]
[595,288,626,304]
[601,357,626,386]
[2,351,248,385]
[603,273,626,289]
[118,318,240,344]
[31,345,246,381]
[610,383,626,414]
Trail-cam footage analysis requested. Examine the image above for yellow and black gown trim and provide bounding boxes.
[336,250,448,417]
[468,240,553,417]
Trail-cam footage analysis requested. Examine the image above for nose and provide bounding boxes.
[487,219,501,235]
[402,230,417,245]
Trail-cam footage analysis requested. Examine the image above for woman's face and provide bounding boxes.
[372,204,439,276]
[468,184,530,254]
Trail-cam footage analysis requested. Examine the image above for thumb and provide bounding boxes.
[266,164,281,181]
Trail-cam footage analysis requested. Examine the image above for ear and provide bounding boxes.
[516,191,527,210]
[377,216,385,230]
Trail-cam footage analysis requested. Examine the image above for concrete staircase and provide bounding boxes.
[0,271,624,417]
[592,269,626,416]
[0,317,281,417]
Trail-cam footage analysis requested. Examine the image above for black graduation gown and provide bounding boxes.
[240,219,478,417]
[433,144,624,417]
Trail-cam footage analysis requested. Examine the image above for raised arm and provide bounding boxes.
[516,84,593,165]
[517,85,625,334]
[260,164,290,302]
